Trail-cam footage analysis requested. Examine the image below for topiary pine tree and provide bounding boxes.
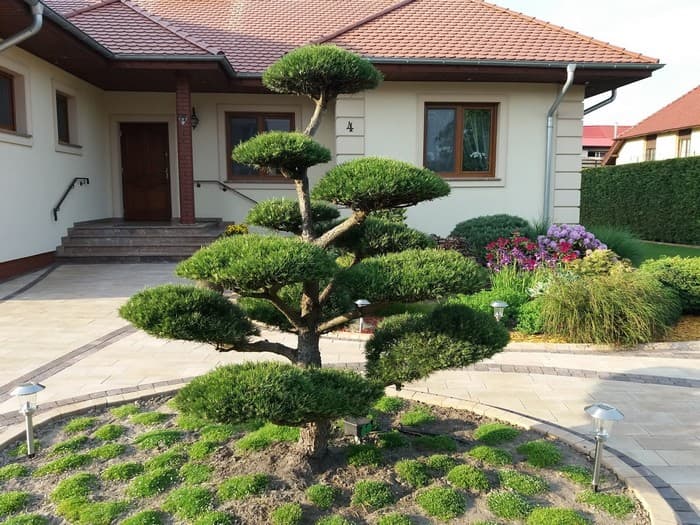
[120,44,508,458]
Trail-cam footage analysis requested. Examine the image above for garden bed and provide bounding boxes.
[0,396,647,524]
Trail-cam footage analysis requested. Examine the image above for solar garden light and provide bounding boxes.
[10,382,46,458]
[584,403,624,492]
[490,300,508,322]
[354,298,371,333]
[343,416,373,443]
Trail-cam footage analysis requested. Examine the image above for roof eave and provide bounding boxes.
[368,57,663,70]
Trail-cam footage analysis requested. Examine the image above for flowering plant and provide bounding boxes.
[537,224,605,258]
[223,223,249,236]
[485,233,554,271]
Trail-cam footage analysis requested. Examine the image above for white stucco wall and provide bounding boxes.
[615,127,700,164]
[0,47,109,263]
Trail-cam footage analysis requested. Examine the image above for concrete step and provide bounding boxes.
[60,236,219,247]
[57,245,200,257]
[67,226,225,237]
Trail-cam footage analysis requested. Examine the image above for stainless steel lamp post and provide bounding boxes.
[584,403,624,492]
[10,382,45,457]
[354,299,371,333]
[490,300,508,322]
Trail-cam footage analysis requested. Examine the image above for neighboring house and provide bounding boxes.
[582,125,631,168]
[604,85,700,165]
[0,0,661,277]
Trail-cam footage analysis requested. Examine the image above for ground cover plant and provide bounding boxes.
[0,397,646,524]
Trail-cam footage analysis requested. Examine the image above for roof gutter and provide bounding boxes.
[368,57,663,70]
[584,89,617,115]
[114,54,236,78]
[544,63,576,225]
[0,0,44,54]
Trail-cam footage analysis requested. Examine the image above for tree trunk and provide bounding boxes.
[298,420,331,458]
[297,330,321,368]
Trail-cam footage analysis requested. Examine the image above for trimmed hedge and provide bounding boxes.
[581,157,700,244]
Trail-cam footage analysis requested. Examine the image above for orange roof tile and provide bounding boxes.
[618,85,700,139]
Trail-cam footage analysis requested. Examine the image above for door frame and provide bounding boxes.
[110,115,179,219]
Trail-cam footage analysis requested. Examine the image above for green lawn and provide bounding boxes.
[638,241,700,262]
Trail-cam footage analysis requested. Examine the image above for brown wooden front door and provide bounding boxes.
[120,122,172,221]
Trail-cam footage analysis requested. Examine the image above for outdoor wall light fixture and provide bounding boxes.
[191,107,200,129]
[10,382,46,457]
[354,299,371,333]
[490,300,508,322]
[584,402,624,492]
[177,108,199,129]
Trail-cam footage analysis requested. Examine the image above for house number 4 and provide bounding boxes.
[346,121,354,133]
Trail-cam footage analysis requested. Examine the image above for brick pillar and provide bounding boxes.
[175,74,195,224]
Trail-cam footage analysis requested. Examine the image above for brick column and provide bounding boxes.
[175,74,195,224]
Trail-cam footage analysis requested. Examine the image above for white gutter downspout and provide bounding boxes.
[544,63,576,224]
[0,0,44,54]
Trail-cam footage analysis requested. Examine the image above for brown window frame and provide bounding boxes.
[644,134,657,161]
[56,91,71,144]
[423,102,498,178]
[0,70,16,132]
[225,111,295,182]
[677,129,692,157]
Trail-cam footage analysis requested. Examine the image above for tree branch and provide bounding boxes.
[215,339,298,363]
[316,303,388,334]
[238,290,304,330]
[295,174,314,242]
[303,93,326,137]
[313,210,367,249]
[318,279,335,305]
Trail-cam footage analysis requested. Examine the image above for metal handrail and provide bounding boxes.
[194,179,258,205]
[53,177,90,221]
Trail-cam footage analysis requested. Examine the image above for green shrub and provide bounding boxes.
[218,474,269,500]
[180,462,214,485]
[174,362,383,427]
[473,422,520,445]
[0,463,29,481]
[451,214,533,260]
[200,423,242,443]
[586,225,644,266]
[8,441,39,457]
[577,490,635,518]
[88,443,127,461]
[454,288,528,325]
[49,435,89,456]
[377,430,408,449]
[468,446,513,466]
[121,510,166,525]
[236,423,300,452]
[71,501,129,525]
[351,480,393,509]
[194,511,236,525]
[33,453,91,476]
[372,396,406,414]
[110,404,140,419]
[247,198,339,234]
[539,271,681,344]
[127,467,179,498]
[188,439,219,460]
[271,502,303,525]
[50,473,98,502]
[144,447,188,471]
[581,157,700,244]
[315,516,354,525]
[395,459,430,487]
[517,440,562,468]
[163,487,214,520]
[346,444,382,467]
[175,414,209,431]
[377,513,412,525]
[424,454,458,475]
[399,406,435,426]
[412,435,457,452]
[101,462,144,481]
[55,498,85,522]
[516,299,545,334]
[366,303,508,388]
[526,507,589,525]
[447,465,489,491]
[133,430,183,450]
[416,486,466,521]
[306,484,339,509]
[130,412,169,426]
[0,492,30,517]
[334,217,435,259]
[565,249,633,277]
[641,256,700,313]
[559,465,592,485]
[2,514,48,525]
[498,470,548,495]
[64,416,98,434]
[93,424,126,441]
[487,490,533,519]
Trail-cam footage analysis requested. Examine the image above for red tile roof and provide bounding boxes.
[43,0,659,74]
[583,125,632,148]
[617,85,700,139]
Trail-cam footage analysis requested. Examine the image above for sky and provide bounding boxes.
[491,0,700,126]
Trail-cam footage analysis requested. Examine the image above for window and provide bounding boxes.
[678,129,692,157]
[56,92,70,144]
[644,135,656,161]
[0,70,15,132]
[225,112,294,180]
[424,103,497,177]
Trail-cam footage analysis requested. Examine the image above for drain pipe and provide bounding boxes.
[0,0,44,54]
[584,89,617,116]
[543,63,576,225]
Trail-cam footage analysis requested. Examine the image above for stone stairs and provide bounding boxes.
[56,219,226,262]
